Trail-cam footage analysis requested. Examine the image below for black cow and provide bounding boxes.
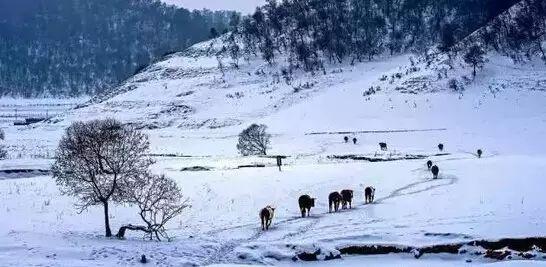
[364,186,375,204]
[477,149,483,158]
[438,143,444,151]
[344,136,349,143]
[259,206,275,230]
[353,138,358,144]
[328,191,342,212]
[298,195,315,218]
[379,142,388,151]
[427,160,433,170]
[340,189,354,209]
[431,165,439,179]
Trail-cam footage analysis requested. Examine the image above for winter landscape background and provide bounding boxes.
[1,0,546,266]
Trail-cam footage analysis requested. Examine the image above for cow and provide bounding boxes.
[259,206,275,230]
[353,137,358,144]
[431,165,439,179]
[344,136,349,143]
[427,160,433,170]
[438,143,444,151]
[364,186,375,204]
[298,195,315,218]
[340,189,354,209]
[477,149,483,158]
[328,191,342,212]
[379,142,388,151]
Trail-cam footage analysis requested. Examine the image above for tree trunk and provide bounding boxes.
[115,224,150,239]
[103,200,112,237]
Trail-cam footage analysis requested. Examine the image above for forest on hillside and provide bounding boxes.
[223,0,545,72]
[0,0,235,97]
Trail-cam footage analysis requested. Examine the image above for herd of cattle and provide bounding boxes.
[258,141,484,231]
[259,186,375,231]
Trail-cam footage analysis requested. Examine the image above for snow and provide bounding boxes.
[1,39,546,266]
[160,0,266,14]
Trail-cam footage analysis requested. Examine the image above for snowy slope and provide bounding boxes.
[1,35,546,266]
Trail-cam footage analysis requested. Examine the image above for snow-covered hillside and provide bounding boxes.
[1,37,546,266]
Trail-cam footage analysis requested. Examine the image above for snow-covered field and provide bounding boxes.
[1,40,546,266]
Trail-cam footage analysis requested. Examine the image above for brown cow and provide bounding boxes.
[431,165,439,179]
[427,160,433,170]
[298,195,315,218]
[340,189,354,209]
[365,186,375,204]
[328,191,342,212]
[259,205,275,230]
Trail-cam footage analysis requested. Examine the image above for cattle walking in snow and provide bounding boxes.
[344,136,349,143]
[477,149,483,158]
[353,137,358,144]
[379,142,388,151]
[328,191,342,212]
[364,186,375,204]
[438,143,444,151]
[427,160,433,170]
[298,195,315,218]
[259,205,275,230]
[140,255,147,264]
[340,189,354,209]
[431,165,439,179]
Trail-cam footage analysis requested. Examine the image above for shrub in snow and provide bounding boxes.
[117,173,188,241]
[237,124,271,156]
[52,118,153,237]
[0,129,6,159]
[447,79,464,92]
[0,145,7,160]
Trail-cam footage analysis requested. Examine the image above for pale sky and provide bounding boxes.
[161,0,266,14]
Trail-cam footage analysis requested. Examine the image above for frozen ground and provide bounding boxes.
[1,40,546,266]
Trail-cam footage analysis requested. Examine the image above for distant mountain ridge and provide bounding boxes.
[0,0,236,97]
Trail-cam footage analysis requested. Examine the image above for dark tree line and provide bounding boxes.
[0,0,235,97]
[227,0,526,71]
[477,0,546,61]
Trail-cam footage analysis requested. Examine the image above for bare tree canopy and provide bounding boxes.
[464,45,486,76]
[51,118,153,237]
[118,173,189,241]
[236,124,271,156]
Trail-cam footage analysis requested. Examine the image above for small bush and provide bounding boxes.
[448,78,464,92]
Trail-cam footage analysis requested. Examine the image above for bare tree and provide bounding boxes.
[0,128,6,160]
[116,173,188,241]
[464,45,486,77]
[236,124,271,156]
[52,118,153,237]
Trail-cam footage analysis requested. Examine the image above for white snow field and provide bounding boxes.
[1,39,546,266]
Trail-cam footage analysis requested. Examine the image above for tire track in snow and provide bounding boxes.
[374,174,458,203]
